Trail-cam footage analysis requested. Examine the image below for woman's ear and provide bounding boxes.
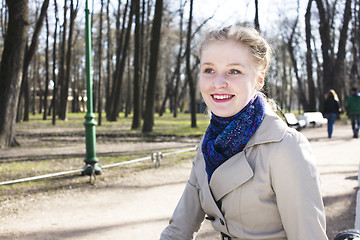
[256,71,265,90]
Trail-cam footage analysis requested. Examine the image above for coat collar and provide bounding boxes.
[244,110,287,149]
[199,111,287,202]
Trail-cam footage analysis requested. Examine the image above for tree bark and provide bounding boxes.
[0,0,29,148]
[332,0,352,93]
[142,0,163,133]
[131,0,142,129]
[173,0,184,118]
[58,0,68,119]
[315,0,352,102]
[20,0,50,122]
[107,0,133,121]
[287,18,309,111]
[59,0,78,120]
[305,0,316,111]
[314,0,334,93]
[97,0,104,126]
[254,0,260,31]
[52,0,59,125]
[186,0,197,128]
[43,13,50,120]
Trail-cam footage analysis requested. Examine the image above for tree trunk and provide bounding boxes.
[287,16,309,111]
[141,0,152,119]
[125,52,132,117]
[186,0,197,128]
[305,0,316,111]
[36,54,43,114]
[107,0,133,121]
[0,0,29,148]
[315,0,352,102]
[97,0,104,126]
[254,0,260,31]
[131,0,141,129]
[105,0,112,120]
[173,0,184,118]
[314,0,334,93]
[59,0,78,120]
[159,84,171,116]
[106,0,127,118]
[43,13,50,120]
[106,0,125,117]
[52,0,59,125]
[332,0,352,93]
[20,0,50,122]
[142,0,163,133]
[58,0,68,119]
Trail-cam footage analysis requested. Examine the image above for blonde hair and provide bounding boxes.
[198,25,272,72]
[326,89,339,101]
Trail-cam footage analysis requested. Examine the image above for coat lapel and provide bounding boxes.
[198,113,287,203]
[209,151,253,201]
[194,149,226,218]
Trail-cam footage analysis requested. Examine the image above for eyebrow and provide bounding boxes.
[200,62,245,68]
[227,63,245,68]
[200,62,214,67]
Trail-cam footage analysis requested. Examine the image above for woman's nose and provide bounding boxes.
[213,75,227,88]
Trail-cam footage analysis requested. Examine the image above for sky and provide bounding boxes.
[174,0,308,37]
[53,0,308,37]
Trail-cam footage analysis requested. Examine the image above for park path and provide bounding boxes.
[0,123,359,240]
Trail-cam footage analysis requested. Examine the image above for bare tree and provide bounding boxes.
[0,0,29,148]
[305,0,316,111]
[97,0,104,125]
[287,17,310,111]
[254,0,260,31]
[57,0,67,119]
[186,0,196,128]
[131,0,142,129]
[43,12,50,120]
[173,0,185,118]
[107,0,134,121]
[59,0,79,120]
[20,0,50,121]
[142,0,163,133]
[52,0,59,125]
[105,0,112,119]
[315,0,352,97]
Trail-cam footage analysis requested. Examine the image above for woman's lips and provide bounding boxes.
[211,94,234,103]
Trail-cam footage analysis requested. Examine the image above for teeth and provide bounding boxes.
[213,95,232,100]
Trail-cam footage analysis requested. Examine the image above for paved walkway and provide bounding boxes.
[0,123,359,240]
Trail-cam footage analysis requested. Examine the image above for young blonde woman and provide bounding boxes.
[160,25,328,240]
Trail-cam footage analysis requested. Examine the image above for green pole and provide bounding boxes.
[82,0,102,176]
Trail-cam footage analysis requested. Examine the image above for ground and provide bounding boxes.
[0,122,359,240]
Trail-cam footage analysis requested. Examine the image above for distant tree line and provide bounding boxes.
[0,0,359,148]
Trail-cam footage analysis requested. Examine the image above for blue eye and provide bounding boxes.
[204,68,215,74]
[228,69,240,74]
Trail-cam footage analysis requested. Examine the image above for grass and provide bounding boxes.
[0,112,208,198]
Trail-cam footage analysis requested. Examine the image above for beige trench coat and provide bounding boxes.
[160,110,328,240]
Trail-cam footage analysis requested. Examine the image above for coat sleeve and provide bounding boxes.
[270,131,328,240]
[160,160,206,240]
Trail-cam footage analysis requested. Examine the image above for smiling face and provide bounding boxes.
[199,40,264,117]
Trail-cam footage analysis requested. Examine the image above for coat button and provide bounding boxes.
[205,215,215,221]
[220,219,225,225]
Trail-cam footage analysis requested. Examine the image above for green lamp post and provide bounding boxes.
[82,0,102,176]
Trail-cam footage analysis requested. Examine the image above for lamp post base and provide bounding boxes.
[82,163,102,176]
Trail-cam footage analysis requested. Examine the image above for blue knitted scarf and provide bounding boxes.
[202,94,266,182]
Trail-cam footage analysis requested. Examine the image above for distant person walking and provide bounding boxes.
[323,89,341,138]
[345,87,360,138]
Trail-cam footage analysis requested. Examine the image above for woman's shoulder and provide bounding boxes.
[258,111,308,147]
